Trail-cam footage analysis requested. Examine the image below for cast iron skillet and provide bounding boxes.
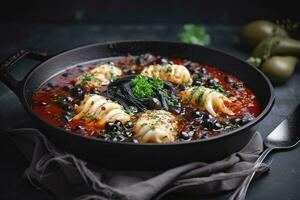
[0,41,274,170]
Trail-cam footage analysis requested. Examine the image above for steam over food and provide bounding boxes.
[32,54,260,143]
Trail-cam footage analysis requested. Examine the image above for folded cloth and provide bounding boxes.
[4,128,268,200]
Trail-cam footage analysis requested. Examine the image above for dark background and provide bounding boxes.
[1,1,300,200]
[0,0,299,24]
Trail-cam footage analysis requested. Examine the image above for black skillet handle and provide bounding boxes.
[0,49,49,94]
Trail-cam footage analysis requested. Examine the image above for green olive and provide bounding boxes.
[261,56,298,83]
[240,20,288,51]
[252,36,300,58]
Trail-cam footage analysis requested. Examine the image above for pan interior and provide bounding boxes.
[22,41,273,131]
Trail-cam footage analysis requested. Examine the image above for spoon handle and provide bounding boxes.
[228,147,273,200]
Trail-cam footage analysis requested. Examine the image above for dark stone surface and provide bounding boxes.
[0,24,299,200]
[0,0,299,24]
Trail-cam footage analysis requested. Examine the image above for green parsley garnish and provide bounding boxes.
[131,75,155,98]
[184,86,198,103]
[77,71,99,86]
[150,125,156,131]
[164,65,173,73]
[85,113,96,119]
[197,90,204,103]
[125,106,138,115]
[108,71,116,80]
[151,76,164,89]
[130,75,163,99]
[151,115,160,120]
[179,24,210,46]
[161,90,179,107]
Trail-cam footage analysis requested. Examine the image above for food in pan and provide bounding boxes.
[73,94,131,125]
[180,86,235,117]
[141,64,193,85]
[75,63,122,88]
[32,54,260,143]
[133,110,178,143]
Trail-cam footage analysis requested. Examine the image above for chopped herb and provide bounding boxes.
[152,115,159,119]
[161,90,179,107]
[197,90,204,103]
[167,95,179,107]
[190,86,199,95]
[108,71,116,80]
[164,65,173,73]
[130,75,163,99]
[184,95,191,103]
[85,112,96,119]
[184,86,198,103]
[150,76,164,89]
[150,125,156,131]
[131,75,155,98]
[125,106,138,114]
[179,24,210,46]
[77,71,99,86]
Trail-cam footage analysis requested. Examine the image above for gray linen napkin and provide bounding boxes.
[5,128,268,200]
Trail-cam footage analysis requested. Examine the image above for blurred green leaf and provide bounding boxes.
[179,24,210,46]
[246,57,263,68]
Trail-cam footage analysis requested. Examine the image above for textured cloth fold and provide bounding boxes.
[4,128,268,200]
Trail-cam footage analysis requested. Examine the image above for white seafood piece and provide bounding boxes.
[75,63,122,88]
[133,110,178,143]
[180,86,235,117]
[73,94,130,124]
[141,64,192,85]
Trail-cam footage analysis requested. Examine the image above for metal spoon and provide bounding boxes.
[229,104,300,200]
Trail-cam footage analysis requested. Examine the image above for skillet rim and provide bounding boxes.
[22,40,275,146]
